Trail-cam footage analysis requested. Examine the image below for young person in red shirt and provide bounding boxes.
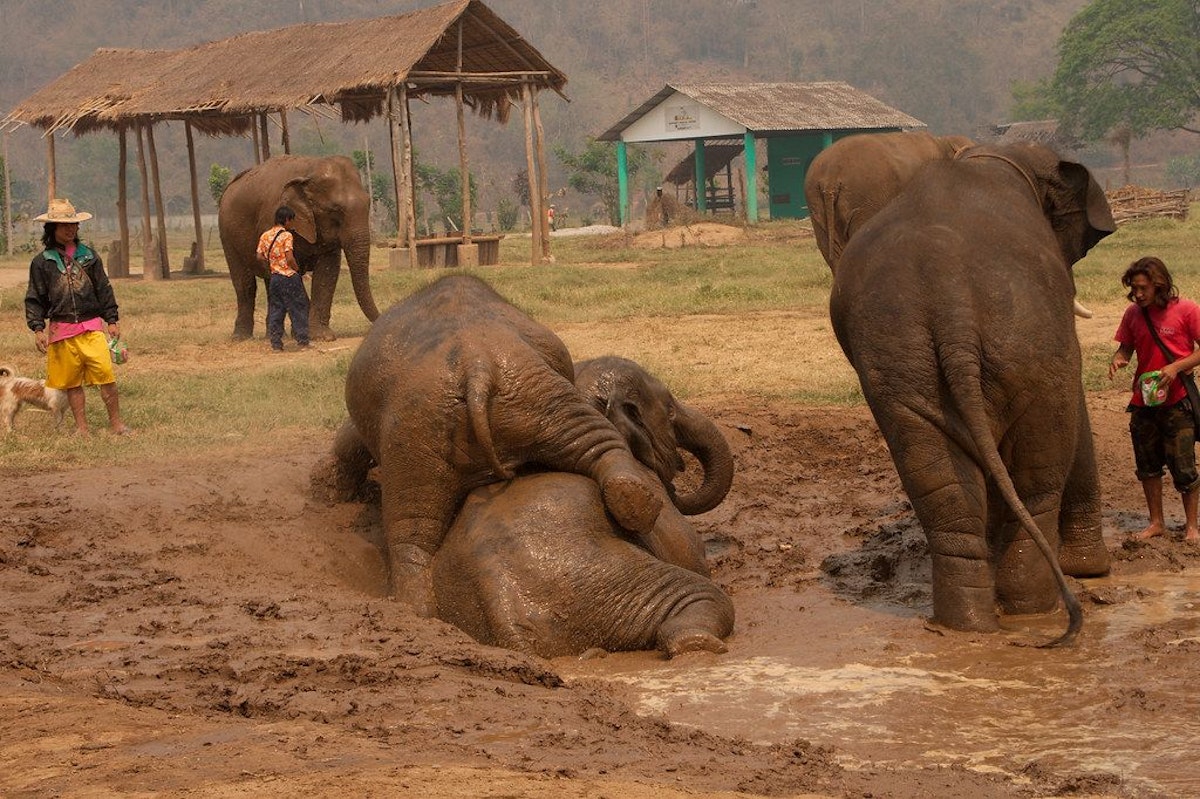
[1110,256,1200,542]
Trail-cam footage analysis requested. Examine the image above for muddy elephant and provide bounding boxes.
[804,130,974,272]
[315,275,665,615]
[829,141,1115,645]
[432,471,734,659]
[218,155,380,341]
[574,356,734,516]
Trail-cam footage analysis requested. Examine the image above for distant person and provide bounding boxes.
[24,198,132,437]
[547,204,557,232]
[1109,256,1200,542]
[256,205,310,352]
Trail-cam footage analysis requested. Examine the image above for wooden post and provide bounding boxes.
[135,122,159,281]
[387,88,404,241]
[456,22,472,245]
[146,124,170,278]
[532,89,551,261]
[401,89,418,252]
[46,133,56,203]
[260,112,271,162]
[185,120,205,273]
[251,119,261,165]
[3,132,12,257]
[280,110,291,154]
[117,126,130,277]
[521,83,542,266]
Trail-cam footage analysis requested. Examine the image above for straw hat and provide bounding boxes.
[35,198,93,223]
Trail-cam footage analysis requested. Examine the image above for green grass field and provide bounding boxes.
[0,210,1195,472]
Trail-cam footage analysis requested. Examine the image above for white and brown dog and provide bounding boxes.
[0,365,68,433]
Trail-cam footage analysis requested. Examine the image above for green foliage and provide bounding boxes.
[208,163,232,205]
[351,149,396,230]
[413,164,477,232]
[1008,78,1061,122]
[496,197,519,231]
[553,138,652,226]
[1050,0,1200,143]
[1165,154,1200,188]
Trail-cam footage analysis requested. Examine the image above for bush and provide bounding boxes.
[496,197,519,231]
[1164,154,1200,188]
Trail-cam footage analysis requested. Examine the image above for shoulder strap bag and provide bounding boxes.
[1141,305,1200,433]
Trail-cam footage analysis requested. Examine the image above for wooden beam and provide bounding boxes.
[521,82,542,266]
[117,126,130,277]
[146,124,170,278]
[46,134,56,203]
[280,110,290,154]
[135,122,159,281]
[532,89,551,261]
[3,132,11,257]
[259,112,271,161]
[457,21,472,245]
[400,86,418,259]
[185,120,205,273]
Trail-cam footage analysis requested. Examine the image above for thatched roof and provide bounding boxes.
[3,0,567,136]
[988,120,1081,150]
[599,81,924,142]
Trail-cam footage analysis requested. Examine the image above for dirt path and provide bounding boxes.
[1,395,1195,798]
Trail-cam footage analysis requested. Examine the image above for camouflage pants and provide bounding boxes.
[1128,401,1200,492]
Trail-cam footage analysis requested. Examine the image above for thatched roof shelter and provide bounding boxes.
[3,0,566,136]
[2,0,566,272]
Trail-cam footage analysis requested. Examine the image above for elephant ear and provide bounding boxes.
[1050,160,1116,266]
[280,177,318,244]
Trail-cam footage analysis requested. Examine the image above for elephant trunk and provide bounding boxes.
[344,230,380,321]
[670,403,734,515]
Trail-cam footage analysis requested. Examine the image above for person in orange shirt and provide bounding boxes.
[256,205,310,352]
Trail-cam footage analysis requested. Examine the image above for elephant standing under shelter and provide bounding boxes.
[217,155,380,341]
[314,275,669,615]
[829,141,1114,645]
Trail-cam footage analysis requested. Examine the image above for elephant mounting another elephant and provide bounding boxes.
[828,138,1115,646]
[218,155,380,342]
[310,275,736,657]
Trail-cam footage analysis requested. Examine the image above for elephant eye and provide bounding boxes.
[622,401,643,425]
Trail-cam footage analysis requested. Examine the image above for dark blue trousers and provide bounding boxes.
[267,272,310,348]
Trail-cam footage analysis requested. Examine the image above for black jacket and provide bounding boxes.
[25,242,119,332]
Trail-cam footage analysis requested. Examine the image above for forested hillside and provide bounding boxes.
[0,0,1123,226]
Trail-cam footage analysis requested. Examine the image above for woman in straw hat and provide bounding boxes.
[24,198,132,436]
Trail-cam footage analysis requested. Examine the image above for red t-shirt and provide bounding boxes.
[1114,297,1200,406]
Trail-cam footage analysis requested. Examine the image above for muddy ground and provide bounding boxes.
[2,381,1198,798]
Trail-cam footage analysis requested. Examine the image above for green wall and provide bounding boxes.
[766,128,901,219]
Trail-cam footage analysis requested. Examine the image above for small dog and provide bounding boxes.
[0,365,68,433]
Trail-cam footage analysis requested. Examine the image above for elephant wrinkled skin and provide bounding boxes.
[317,275,665,615]
[433,471,734,659]
[218,155,380,341]
[829,141,1114,645]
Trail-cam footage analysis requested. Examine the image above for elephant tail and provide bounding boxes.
[949,368,1082,648]
[466,364,515,480]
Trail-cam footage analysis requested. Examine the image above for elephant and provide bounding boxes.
[804,130,975,272]
[574,356,734,516]
[217,154,380,341]
[432,471,734,659]
[828,141,1115,645]
[314,274,666,615]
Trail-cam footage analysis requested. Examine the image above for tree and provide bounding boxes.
[208,164,232,205]
[1050,0,1200,142]
[554,138,653,227]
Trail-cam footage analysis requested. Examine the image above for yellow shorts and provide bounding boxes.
[46,330,116,389]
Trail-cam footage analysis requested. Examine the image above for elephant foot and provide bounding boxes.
[931,580,1001,633]
[1059,541,1111,578]
[231,330,253,341]
[600,473,663,534]
[310,325,337,342]
[387,544,435,617]
[660,631,728,659]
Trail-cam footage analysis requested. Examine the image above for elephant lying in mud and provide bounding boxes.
[830,140,1114,645]
[313,275,665,615]
[432,470,734,659]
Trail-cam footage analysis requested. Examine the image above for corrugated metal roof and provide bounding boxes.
[598,81,924,141]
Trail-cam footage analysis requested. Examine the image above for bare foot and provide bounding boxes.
[1133,522,1165,541]
[109,425,135,437]
[1185,528,1200,543]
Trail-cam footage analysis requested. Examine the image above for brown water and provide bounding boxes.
[564,570,1200,796]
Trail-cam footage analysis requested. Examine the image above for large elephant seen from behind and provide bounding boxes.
[830,141,1114,645]
[218,155,380,341]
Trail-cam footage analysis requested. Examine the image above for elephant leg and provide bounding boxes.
[310,420,374,503]
[656,594,734,658]
[230,266,258,340]
[881,408,997,632]
[637,504,710,576]
[1058,405,1110,577]
[990,498,1062,616]
[308,253,340,341]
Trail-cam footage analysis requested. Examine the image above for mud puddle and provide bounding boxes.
[562,570,1200,797]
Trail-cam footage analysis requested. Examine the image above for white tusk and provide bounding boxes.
[1073,299,1093,319]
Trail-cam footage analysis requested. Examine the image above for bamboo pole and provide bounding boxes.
[46,134,56,203]
[185,120,205,273]
[456,21,472,244]
[280,110,291,154]
[135,122,159,280]
[521,83,542,266]
[146,124,170,278]
[532,89,551,261]
[387,88,405,244]
[117,126,130,277]
[251,119,261,165]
